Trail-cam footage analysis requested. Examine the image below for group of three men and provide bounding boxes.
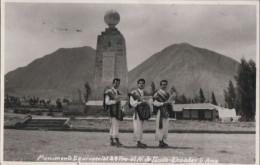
[104,78,174,148]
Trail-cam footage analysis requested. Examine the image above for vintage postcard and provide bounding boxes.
[1,0,259,164]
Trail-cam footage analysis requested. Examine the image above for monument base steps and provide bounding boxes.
[16,118,71,130]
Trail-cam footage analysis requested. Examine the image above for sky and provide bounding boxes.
[4,2,257,74]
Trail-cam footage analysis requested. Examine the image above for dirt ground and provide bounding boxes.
[4,129,255,164]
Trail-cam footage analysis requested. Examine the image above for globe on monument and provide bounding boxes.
[104,10,120,27]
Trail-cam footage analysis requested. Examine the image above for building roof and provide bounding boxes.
[172,103,237,118]
[211,105,237,117]
[172,103,216,112]
[86,100,127,106]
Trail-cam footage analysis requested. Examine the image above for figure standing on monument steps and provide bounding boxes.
[153,80,175,148]
[128,78,151,148]
[103,78,124,147]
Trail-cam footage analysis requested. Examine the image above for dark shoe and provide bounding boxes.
[159,141,168,148]
[162,142,169,147]
[116,142,123,147]
[137,143,147,148]
[110,141,117,146]
[141,143,147,147]
[159,142,164,148]
[115,138,123,147]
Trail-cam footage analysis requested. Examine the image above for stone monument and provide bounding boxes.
[92,10,128,99]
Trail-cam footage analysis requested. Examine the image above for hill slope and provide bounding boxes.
[128,43,239,103]
[5,46,96,98]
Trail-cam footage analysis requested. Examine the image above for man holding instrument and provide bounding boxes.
[103,78,124,147]
[153,80,175,148]
[128,78,151,148]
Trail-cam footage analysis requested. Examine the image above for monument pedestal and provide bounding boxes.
[63,102,85,116]
[63,89,85,116]
[92,10,128,100]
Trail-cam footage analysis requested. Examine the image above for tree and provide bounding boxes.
[179,94,187,104]
[234,88,241,115]
[56,98,62,111]
[211,91,217,105]
[224,80,236,109]
[223,89,228,106]
[191,99,195,104]
[228,81,236,108]
[193,95,200,103]
[249,60,256,120]
[187,97,192,104]
[150,81,157,95]
[169,85,180,103]
[199,88,205,103]
[224,103,227,108]
[84,82,91,102]
[235,58,256,121]
[78,89,82,102]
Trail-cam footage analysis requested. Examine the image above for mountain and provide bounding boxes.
[5,43,239,104]
[5,46,96,98]
[128,43,240,103]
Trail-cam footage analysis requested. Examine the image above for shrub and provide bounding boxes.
[35,111,43,115]
[20,109,28,114]
[47,112,54,116]
[13,108,19,113]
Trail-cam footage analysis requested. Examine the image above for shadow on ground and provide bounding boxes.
[122,145,193,149]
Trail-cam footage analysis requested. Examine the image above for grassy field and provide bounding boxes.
[4,129,255,164]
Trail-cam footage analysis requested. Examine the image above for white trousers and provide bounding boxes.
[155,110,169,141]
[110,117,119,138]
[133,112,144,142]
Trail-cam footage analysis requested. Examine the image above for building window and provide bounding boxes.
[183,110,190,118]
[191,110,198,119]
[205,111,212,119]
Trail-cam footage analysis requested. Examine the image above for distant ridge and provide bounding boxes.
[5,43,239,103]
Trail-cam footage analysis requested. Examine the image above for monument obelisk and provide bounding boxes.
[92,10,128,99]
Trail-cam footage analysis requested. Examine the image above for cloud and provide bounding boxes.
[4,3,257,73]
